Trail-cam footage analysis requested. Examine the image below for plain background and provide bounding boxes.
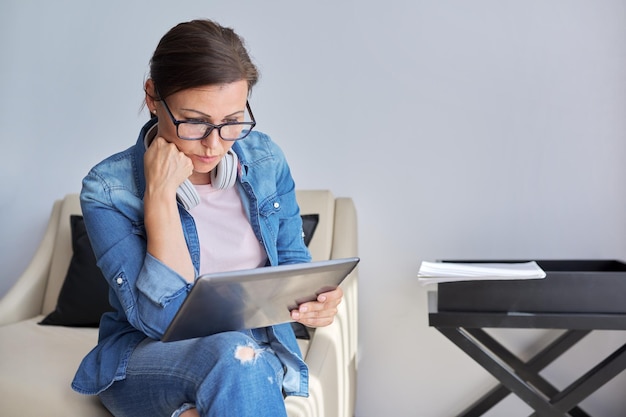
[2,1,626,415]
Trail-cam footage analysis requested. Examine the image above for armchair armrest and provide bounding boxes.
[286,195,359,417]
[0,199,61,326]
[330,197,358,259]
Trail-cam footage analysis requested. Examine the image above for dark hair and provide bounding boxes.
[149,19,259,100]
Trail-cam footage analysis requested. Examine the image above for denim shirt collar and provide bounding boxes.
[132,117,158,199]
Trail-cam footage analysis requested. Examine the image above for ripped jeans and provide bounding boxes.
[99,329,287,417]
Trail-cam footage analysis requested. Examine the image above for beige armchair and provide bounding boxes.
[0,190,359,417]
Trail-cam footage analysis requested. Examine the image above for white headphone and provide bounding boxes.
[168,150,239,211]
[211,149,238,190]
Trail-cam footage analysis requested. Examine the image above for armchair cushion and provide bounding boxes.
[39,215,112,327]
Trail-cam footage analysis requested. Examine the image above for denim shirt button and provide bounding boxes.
[116,277,123,285]
[273,202,280,208]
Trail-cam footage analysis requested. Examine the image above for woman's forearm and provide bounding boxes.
[144,190,195,283]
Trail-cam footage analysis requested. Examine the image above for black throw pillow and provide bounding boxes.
[301,214,319,247]
[39,215,113,327]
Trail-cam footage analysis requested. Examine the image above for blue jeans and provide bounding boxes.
[99,329,288,417]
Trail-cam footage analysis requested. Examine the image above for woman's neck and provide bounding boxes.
[189,171,211,185]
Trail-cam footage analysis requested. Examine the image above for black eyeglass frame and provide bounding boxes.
[159,98,256,141]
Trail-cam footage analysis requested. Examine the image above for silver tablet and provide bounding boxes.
[161,257,360,342]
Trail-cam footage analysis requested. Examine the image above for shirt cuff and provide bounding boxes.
[136,253,191,307]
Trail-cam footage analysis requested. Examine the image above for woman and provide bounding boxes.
[71,19,343,417]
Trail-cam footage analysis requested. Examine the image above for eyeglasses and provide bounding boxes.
[160,98,256,141]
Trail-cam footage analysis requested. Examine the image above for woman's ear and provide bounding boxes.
[144,79,157,114]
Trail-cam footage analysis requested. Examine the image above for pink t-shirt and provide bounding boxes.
[188,184,267,275]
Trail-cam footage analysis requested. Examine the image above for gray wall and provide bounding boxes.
[2,1,626,415]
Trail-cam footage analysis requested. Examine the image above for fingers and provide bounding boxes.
[291,287,343,328]
[317,286,343,303]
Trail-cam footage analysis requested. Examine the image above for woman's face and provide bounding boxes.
[146,79,249,185]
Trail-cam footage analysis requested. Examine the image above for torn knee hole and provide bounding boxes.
[234,345,257,363]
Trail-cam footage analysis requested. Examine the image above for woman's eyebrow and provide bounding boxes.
[181,108,245,119]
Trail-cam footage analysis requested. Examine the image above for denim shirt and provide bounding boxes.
[72,118,311,397]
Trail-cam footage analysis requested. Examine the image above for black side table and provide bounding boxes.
[428,292,626,417]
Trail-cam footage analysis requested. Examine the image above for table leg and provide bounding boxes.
[528,342,626,417]
[457,329,591,417]
[437,326,567,417]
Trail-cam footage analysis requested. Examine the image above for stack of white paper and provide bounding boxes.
[417,261,546,285]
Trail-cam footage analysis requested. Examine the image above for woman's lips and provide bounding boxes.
[195,154,220,164]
